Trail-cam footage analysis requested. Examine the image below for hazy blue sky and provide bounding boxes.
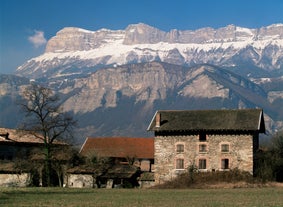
[1,0,283,74]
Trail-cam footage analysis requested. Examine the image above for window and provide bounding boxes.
[199,159,206,169]
[199,133,206,141]
[176,159,184,169]
[199,144,207,153]
[221,159,229,169]
[176,144,184,153]
[0,152,13,160]
[221,144,229,152]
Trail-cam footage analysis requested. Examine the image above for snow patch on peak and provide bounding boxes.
[236,26,254,36]
[266,23,283,28]
[77,28,96,33]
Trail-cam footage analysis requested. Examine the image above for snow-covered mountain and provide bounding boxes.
[16,23,283,79]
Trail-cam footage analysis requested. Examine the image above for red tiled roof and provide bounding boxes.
[80,137,154,159]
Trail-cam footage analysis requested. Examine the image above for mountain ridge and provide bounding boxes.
[16,23,283,79]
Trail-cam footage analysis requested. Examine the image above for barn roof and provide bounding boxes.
[0,128,45,144]
[147,108,265,133]
[79,137,154,159]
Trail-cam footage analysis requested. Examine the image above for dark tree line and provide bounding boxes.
[256,131,283,182]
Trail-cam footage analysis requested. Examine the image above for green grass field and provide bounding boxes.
[1,187,283,207]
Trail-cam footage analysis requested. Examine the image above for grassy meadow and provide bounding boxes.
[1,186,283,207]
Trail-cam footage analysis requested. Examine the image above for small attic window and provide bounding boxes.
[221,144,230,153]
[199,144,207,153]
[199,132,206,142]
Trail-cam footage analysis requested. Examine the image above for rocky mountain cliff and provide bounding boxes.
[2,62,283,143]
[16,23,283,79]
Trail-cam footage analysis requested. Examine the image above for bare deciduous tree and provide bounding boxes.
[19,84,76,186]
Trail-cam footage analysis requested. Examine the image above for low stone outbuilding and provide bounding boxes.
[66,165,97,188]
[147,108,265,184]
[0,128,45,187]
[100,165,141,188]
[0,127,68,187]
[67,137,154,188]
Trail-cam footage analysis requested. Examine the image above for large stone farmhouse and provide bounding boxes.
[147,109,265,184]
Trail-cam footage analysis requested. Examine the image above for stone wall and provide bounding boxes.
[154,133,257,184]
[67,174,94,188]
[0,173,30,187]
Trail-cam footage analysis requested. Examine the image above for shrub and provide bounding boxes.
[155,169,255,189]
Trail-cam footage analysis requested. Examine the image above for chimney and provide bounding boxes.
[0,133,9,140]
[156,112,161,127]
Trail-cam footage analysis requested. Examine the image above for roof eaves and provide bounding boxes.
[155,128,260,135]
[259,110,266,134]
[147,110,159,131]
[79,137,89,154]
[258,110,262,131]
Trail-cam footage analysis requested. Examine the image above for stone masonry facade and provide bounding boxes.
[154,133,258,184]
